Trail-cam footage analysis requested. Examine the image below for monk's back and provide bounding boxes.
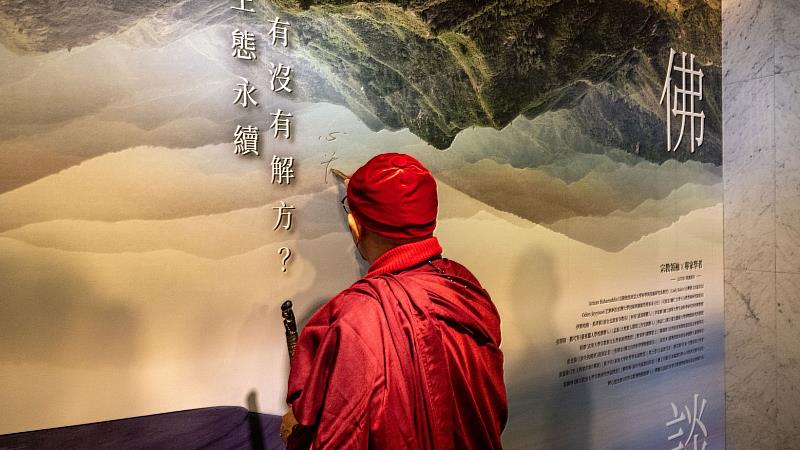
[345,256,508,450]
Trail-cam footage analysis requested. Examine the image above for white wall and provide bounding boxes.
[723,0,800,447]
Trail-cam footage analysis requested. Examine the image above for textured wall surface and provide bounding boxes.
[723,0,800,448]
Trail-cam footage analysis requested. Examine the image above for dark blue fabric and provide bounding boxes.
[0,407,286,450]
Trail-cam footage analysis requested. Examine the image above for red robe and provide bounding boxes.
[286,237,507,449]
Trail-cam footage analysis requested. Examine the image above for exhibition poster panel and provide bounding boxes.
[0,1,722,448]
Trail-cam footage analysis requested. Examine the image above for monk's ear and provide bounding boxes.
[347,213,361,243]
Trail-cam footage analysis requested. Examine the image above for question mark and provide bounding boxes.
[279,247,292,272]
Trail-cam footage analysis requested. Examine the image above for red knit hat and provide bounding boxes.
[346,153,438,239]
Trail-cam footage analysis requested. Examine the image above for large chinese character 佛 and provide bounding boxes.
[233,77,258,108]
[271,155,295,185]
[270,109,293,139]
[272,201,296,230]
[665,393,708,450]
[231,0,255,12]
[232,29,257,60]
[269,63,293,93]
[660,48,705,153]
[268,17,291,47]
[233,125,259,156]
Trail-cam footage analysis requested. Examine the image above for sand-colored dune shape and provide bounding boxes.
[0,174,722,434]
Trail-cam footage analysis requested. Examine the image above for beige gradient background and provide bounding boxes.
[0,18,723,447]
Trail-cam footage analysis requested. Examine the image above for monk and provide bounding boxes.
[280,153,507,449]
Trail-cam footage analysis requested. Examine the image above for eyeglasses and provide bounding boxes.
[340,195,350,215]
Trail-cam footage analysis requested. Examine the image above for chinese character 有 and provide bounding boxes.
[270,109,293,139]
[268,17,291,47]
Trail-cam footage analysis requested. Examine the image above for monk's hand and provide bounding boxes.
[280,407,299,443]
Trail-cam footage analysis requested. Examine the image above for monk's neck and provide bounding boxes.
[361,233,431,264]
[363,240,397,264]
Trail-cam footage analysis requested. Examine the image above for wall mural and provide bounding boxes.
[0,0,722,448]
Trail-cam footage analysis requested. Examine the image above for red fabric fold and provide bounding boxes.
[286,238,507,449]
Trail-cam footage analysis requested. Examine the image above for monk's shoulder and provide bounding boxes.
[441,258,484,284]
[323,282,385,330]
